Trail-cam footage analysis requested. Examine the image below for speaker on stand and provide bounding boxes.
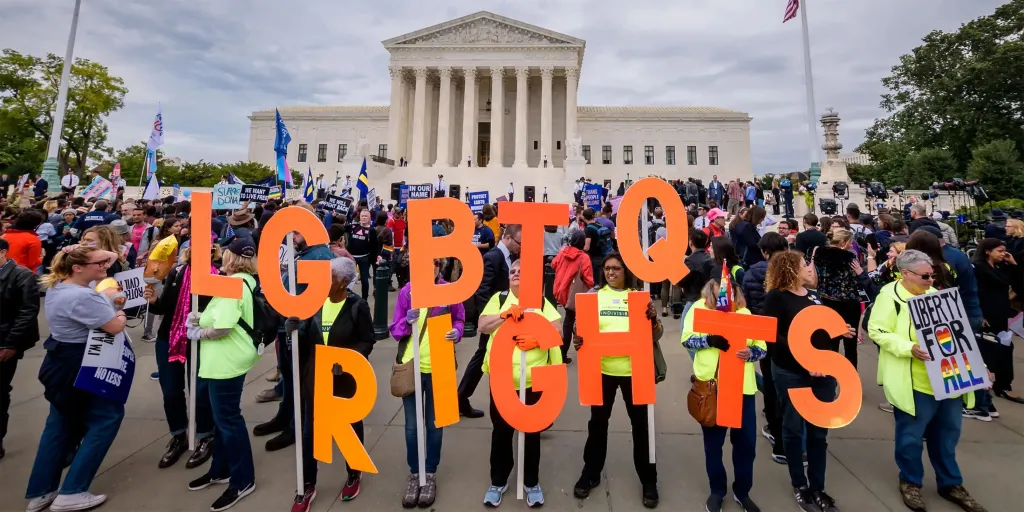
[449,184,461,201]
[524,186,536,203]
[390,182,404,201]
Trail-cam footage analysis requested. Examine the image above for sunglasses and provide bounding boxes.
[905,269,935,281]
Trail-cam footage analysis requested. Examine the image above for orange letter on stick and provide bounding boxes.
[617,178,689,284]
[407,198,481,310]
[426,314,459,428]
[692,309,777,428]
[312,345,378,473]
[488,313,567,432]
[788,306,863,428]
[190,192,241,299]
[498,202,569,310]
[256,208,331,319]
[575,291,656,406]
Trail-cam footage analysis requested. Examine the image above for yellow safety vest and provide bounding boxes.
[596,286,633,376]
[320,298,347,345]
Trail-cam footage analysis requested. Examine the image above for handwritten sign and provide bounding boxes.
[584,184,603,210]
[468,191,489,213]
[322,194,352,216]
[80,177,113,200]
[366,188,377,207]
[407,184,433,202]
[908,288,991,400]
[114,267,147,310]
[75,332,136,405]
[213,183,243,210]
[240,185,270,204]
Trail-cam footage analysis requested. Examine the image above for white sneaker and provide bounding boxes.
[48,492,107,511]
[25,492,57,512]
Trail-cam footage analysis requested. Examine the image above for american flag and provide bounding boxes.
[784,0,799,23]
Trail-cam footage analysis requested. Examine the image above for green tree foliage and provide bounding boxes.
[846,163,883,184]
[0,49,127,175]
[968,140,1024,201]
[902,148,957,189]
[0,108,45,174]
[95,142,276,188]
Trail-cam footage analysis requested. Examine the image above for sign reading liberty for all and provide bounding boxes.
[908,288,991,400]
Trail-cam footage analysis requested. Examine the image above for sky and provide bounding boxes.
[0,0,1007,174]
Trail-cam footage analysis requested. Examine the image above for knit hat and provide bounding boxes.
[61,208,77,217]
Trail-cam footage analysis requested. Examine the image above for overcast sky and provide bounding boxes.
[0,0,1005,174]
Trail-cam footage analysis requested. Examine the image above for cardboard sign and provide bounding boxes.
[399,185,410,208]
[111,162,121,178]
[468,191,489,213]
[240,185,270,204]
[74,332,136,405]
[213,183,243,210]
[366,188,377,207]
[114,267,147,310]
[80,177,113,200]
[16,173,29,190]
[322,194,352,216]
[584,184,603,209]
[908,288,991,399]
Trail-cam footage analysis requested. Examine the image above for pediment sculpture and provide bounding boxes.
[402,19,568,45]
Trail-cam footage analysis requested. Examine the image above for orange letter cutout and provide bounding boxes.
[576,291,655,406]
[256,207,331,319]
[692,309,777,428]
[312,345,378,473]
[789,306,863,428]
[426,314,459,428]
[498,202,569,309]
[489,313,567,432]
[407,198,481,310]
[190,192,241,299]
[617,178,689,284]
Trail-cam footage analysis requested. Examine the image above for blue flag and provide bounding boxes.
[356,158,369,200]
[274,109,292,183]
[303,167,315,203]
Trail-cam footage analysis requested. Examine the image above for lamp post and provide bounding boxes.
[41,0,83,196]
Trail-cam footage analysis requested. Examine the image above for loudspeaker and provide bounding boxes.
[390,182,403,201]
[449,184,461,200]
[524,186,536,202]
[819,198,838,216]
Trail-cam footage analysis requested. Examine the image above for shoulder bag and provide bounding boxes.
[687,359,718,427]
[390,306,449,398]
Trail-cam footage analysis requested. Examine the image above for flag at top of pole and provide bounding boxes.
[274,109,293,185]
[783,0,799,23]
[147,104,164,151]
[303,167,315,203]
[355,157,369,201]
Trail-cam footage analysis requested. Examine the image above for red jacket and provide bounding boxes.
[551,246,595,307]
[2,229,42,273]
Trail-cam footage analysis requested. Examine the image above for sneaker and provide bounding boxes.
[265,431,295,452]
[483,484,508,508]
[186,436,214,469]
[879,402,894,413]
[733,495,762,512]
[641,484,659,508]
[402,474,420,509]
[341,475,360,501]
[48,492,107,512]
[705,494,725,512]
[794,487,820,512]
[150,371,160,381]
[962,408,992,422]
[159,434,188,469]
[252,419,285,437]
[812,490,839,512]
[266,368,281,382]
[210,482,256,512]
[25,492,57,512]
[771,452,788,465]
[938,485,986,512]
[418,473,437,508]
[525,484,545,508]
[189,473,230,491]
[255,388,283,403]
[573,474,600,499]
[760,425,775,446]
[142,334,157,343]
[899,480,927,512]
[291,485,316,512]
[988,404,999,418]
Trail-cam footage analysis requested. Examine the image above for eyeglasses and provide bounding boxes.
[509,268,521,276]
[604,265,624,272]
[85,259,112,268]
[905,269,935,280]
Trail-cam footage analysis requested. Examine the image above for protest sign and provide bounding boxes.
[16,173,29,191]
[240,184,270,204]
[399,185,410,208]
[584,184,603,209]
[268,185,282,199]
[407,184,433,202]
[468,191,489,213]
[114,267,147,310]
[213,183,243,210]
[80,177,114,200]
[75,332,136,405]
[908,287,991,400]
[366,188,377,207]
[322,194,352,216]
[172,184,181,202]
[112,162,121,178]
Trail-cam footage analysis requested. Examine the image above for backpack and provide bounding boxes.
[779,177,791,188]
[238,278,281,355]
[596,226,614,255]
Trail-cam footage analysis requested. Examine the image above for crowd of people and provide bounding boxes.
[0,172,1020,512]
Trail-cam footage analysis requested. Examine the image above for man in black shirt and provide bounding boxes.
[794,213,828,258]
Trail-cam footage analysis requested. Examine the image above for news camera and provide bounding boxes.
[891,185,905,195]
[863,181,887,199]
[832,181,849,199]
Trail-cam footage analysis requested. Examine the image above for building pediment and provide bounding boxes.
[383,11,584,48]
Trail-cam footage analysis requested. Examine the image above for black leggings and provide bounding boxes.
[560,309,577,360]
[821,298,862,369]
[354,255,371,299]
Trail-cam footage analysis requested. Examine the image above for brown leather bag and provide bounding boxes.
[687,367,718,427]
[390,308,445,398]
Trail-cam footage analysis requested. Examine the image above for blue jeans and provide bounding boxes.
[702,394,757,499]
[772,363,835,492]
[402,372,443,474]
[155,336,213,438]
[26,396,125,498]
[893,391,963,488]
[205,375,255,490]
[272,331,295,433]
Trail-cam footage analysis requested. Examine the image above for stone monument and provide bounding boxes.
[818,107,850,185]
[563,134,586,197]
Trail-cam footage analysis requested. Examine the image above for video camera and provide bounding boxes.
[832,181,849,199]
[891,185,905,195]
[861,181,887,199]
[805,182,818,192]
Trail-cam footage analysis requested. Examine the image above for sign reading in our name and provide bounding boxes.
[213,183,244,210]
[584,184,603,210]
[240,184,270,204]
[407,184,433,202]
[908,287,991,400]
[114,267,147,310]
[322,194,353,216]
[75,332,136,405]
[468,191,489,213]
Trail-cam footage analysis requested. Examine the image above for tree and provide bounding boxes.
[217,161,275,185]
[968,140,1024,201]
[846,163,884,184]
[0,108,45,174]
[0,49,127,175]
[902,148,957,189]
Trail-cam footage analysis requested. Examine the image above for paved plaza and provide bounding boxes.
[3,295,1023,512]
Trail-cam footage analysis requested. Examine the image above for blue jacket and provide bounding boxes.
[708,181,724,202]
[741,260,769,314]
[942,244,982,322]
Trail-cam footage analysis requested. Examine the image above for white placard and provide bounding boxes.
[908,287,992,400]
[114,267,147,310]
[83,329,127,370]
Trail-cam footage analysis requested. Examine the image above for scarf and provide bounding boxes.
[168,264,216,363]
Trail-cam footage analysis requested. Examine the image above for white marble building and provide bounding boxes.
[247,11,753,202]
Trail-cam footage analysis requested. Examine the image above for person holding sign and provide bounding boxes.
[478,259,563,508]
[26,246,126,512]
[867,250,988,512]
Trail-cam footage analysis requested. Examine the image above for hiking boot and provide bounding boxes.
[734,495,762,512]
[573,474,600,499]
[938,485,986,512]
[417,473,437,508]
[483,484,508,508]
[291,485,316,512]
[340,474,360,501]
[159,434,188,469]
[812,489,839,512]
[402,474,420,509]
[794,487,820,512]
[899,480,927,511]
[186,436,214,469]
[705,494,724,512]
[641,484,659,508]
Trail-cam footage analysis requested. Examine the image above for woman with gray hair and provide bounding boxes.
[290,256,376,510]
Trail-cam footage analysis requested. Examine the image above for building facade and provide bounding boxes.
[248,11,753,202]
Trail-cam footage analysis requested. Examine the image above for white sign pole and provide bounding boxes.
[640,201,656,464]
[187,294,198,451]
[412,311,427,487]
[516,350,527,500]
[285,233,305,494]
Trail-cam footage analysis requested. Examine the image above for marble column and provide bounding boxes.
[565,67,579,140]
[435,67,452,167]
[488,66,505,168]
[387,66,404,163]
[401,76,413,162]
[410,66,428,167]
[459,68,477,167]
[513,67,529,168]
[540,66,553,168]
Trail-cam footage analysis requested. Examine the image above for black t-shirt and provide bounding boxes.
[762,288,837,376]
[584,223,604,259]
[794,229,828,258]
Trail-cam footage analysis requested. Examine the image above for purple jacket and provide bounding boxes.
[389,279,466,342]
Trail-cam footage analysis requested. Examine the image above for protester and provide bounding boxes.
[731,206,766,268]
[813,228,865,369]
[677,229,716,323]
[710,236,745,285]
[972,238,1023,406]
[1,211,43,274]
[795,213,827,258]
[551,229,594,361]
[0,237,41,460]
[703,208,727,241]
[347,209,379,299]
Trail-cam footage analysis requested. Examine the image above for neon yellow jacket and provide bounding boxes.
[681,301,766,395]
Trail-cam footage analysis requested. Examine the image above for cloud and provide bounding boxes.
[0,0,1006,174]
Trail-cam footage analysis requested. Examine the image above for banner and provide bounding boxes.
[173,184,181,202]
[240,185,270,204]
[16,173,29,191]
[81,177,114,200]
[322,194,353,216]
[468,191,489,213]
[584,184,603,210]
[213,183,244,210]
[399,185,410,208]
[908,288,991,400]
[114,267,147,310]
[74,332,136,405]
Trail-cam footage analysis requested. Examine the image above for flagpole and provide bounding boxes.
[799,0,821,169]
[41,0,83,196]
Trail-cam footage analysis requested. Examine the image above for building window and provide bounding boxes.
[378,144,388,159]
[534,141,538,150]
[602,145,612,164]
[297,144,308,163]
[582,145,591,164]
[709,146,719,165]
[623,145,633,165]
[317,144,327,162]
[666,146,676,165]
[338,144,347,162]
[687,146,697,165]
[556,141,562,150]
[644,145,654,165]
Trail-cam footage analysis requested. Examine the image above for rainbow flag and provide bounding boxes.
[715,261,734,312]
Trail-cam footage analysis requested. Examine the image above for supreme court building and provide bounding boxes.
[248,11,754,202]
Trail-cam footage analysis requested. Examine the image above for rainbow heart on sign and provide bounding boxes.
[936,326,954,354]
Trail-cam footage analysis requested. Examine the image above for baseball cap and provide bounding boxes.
[225,237,257,258]
[706,208,726,222]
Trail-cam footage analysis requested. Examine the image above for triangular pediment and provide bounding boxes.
[383,11,584,48]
